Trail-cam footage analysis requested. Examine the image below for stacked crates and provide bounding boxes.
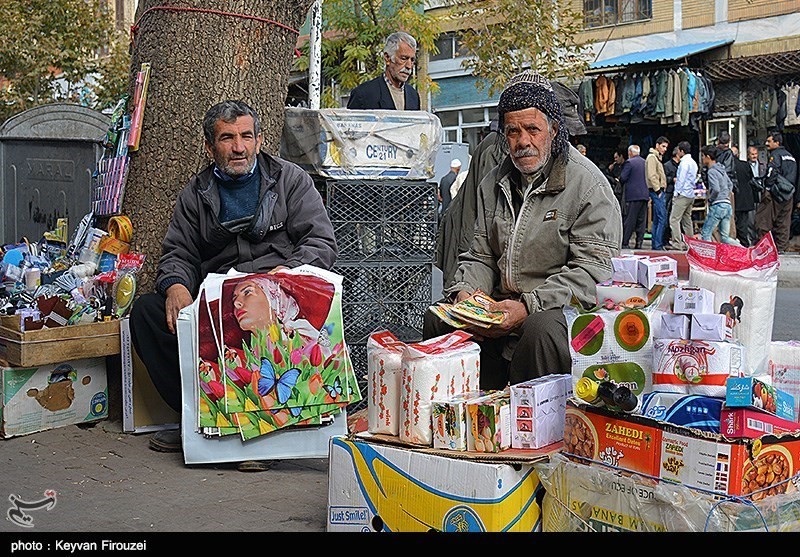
[317,178,438,411]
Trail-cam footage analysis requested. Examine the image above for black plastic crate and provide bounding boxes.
[335,261,432,345]
[322,179,438,263]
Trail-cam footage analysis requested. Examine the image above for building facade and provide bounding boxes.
[424,0,800,163]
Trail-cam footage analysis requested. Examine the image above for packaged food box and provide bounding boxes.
[673,286,715,315]
[466,389,511,453]
[510,374,570,449]
[720,407,800,438]
[725,377,795,421]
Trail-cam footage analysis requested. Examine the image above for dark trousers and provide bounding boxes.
[422,305,571,389]
[755,195,794,251]
[622,200,648,248]
[129,292,181,413]
[663,190,674,245]
[735,209,756,247]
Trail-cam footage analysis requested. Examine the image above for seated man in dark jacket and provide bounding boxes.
[346,32,421,110]
[129,100,337,466]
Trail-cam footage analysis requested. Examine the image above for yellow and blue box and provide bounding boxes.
[327,436,543,532]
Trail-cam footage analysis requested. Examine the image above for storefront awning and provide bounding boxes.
[587,39,734,74]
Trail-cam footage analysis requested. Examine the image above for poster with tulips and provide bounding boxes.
[195,265,360,441]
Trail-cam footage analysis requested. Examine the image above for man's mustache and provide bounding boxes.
[512,148,539,158]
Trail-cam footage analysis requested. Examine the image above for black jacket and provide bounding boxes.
[347,75,421,110]
[765,145,798,204]
[733,158,757,212]
[663,158,679,195]
[156,152,337,297]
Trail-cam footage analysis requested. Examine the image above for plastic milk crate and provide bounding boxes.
[321,179,438,263]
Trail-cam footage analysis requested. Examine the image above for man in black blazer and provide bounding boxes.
[347,31,421,110]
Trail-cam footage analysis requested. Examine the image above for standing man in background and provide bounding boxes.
[662,146,680,247]
[732,145,758,246]
[645,136,669,250]
[347,32,421,111]
[438,158,461,216]
[756,131,797,252]
[620,144,648,249]
[667,141,699,250]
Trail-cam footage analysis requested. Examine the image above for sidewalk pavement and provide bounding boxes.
[2,252,798,537]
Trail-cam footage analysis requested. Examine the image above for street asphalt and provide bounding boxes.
[1,254,798,540]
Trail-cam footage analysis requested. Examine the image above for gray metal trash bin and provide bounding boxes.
[0,103,109,244]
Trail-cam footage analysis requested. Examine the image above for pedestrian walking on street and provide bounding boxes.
[645,136,669,250]
[438,158,461,215]
[700,145,741,246]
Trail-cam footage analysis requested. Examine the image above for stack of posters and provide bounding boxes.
[191,265,361,441]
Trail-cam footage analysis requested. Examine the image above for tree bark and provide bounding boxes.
[124,0,313,293]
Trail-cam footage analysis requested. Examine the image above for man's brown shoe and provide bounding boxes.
[149,429,181,452]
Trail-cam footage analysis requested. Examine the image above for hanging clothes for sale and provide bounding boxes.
[752,86,778,130]
[784,82,800,127]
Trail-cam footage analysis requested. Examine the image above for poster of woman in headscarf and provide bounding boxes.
[195,266,359,441]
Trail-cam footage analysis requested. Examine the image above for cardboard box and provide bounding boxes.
[637,256,678,290]
[1,357,108,438]
[720,407,800,438]
[120,318,179,433]
[673,286,715,315]
[564,401,662,476]
[0,316,120,368]
[567,400,800,498]
[725,377,795,421]
[654,312,690,339]
[327,436,543,532]
[431,390,486,451]
[595,280,648,307]
[467,390,511,453]
[690,314,732,342]
[611,255,647,283]
[511,375,570,449]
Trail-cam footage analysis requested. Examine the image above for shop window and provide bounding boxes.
[461,108,486,124]
[584,0,651,28]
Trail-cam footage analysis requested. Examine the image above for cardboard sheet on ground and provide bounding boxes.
[177,267,351,464]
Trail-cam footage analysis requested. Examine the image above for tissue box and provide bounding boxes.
[637,257,678,290]
[0,357,108,438]
[720,407,800,438]
[595,280,649,307]
[467,389,511,453]
[510,374,571,449]
[654,312,690,339]
[690,314,732,342]
[611,255,647,283]
[432,390,486,451]
[725,377,796,421]
[673,286,715,315]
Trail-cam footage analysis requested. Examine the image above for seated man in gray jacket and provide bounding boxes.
[423,71,622,389]
[130,100,337,465]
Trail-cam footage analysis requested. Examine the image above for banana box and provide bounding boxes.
[1,357,108,438]
[327,436,543,532]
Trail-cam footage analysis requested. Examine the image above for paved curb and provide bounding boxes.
[779,254,800,288]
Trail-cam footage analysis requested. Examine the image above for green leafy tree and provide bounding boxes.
[293,0,441,108]
[0,0,129,123]
[447,0,593,96]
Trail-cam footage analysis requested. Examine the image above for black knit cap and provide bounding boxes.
[497,70,569,158]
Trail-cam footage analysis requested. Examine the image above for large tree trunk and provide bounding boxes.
[124,0,313,293]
